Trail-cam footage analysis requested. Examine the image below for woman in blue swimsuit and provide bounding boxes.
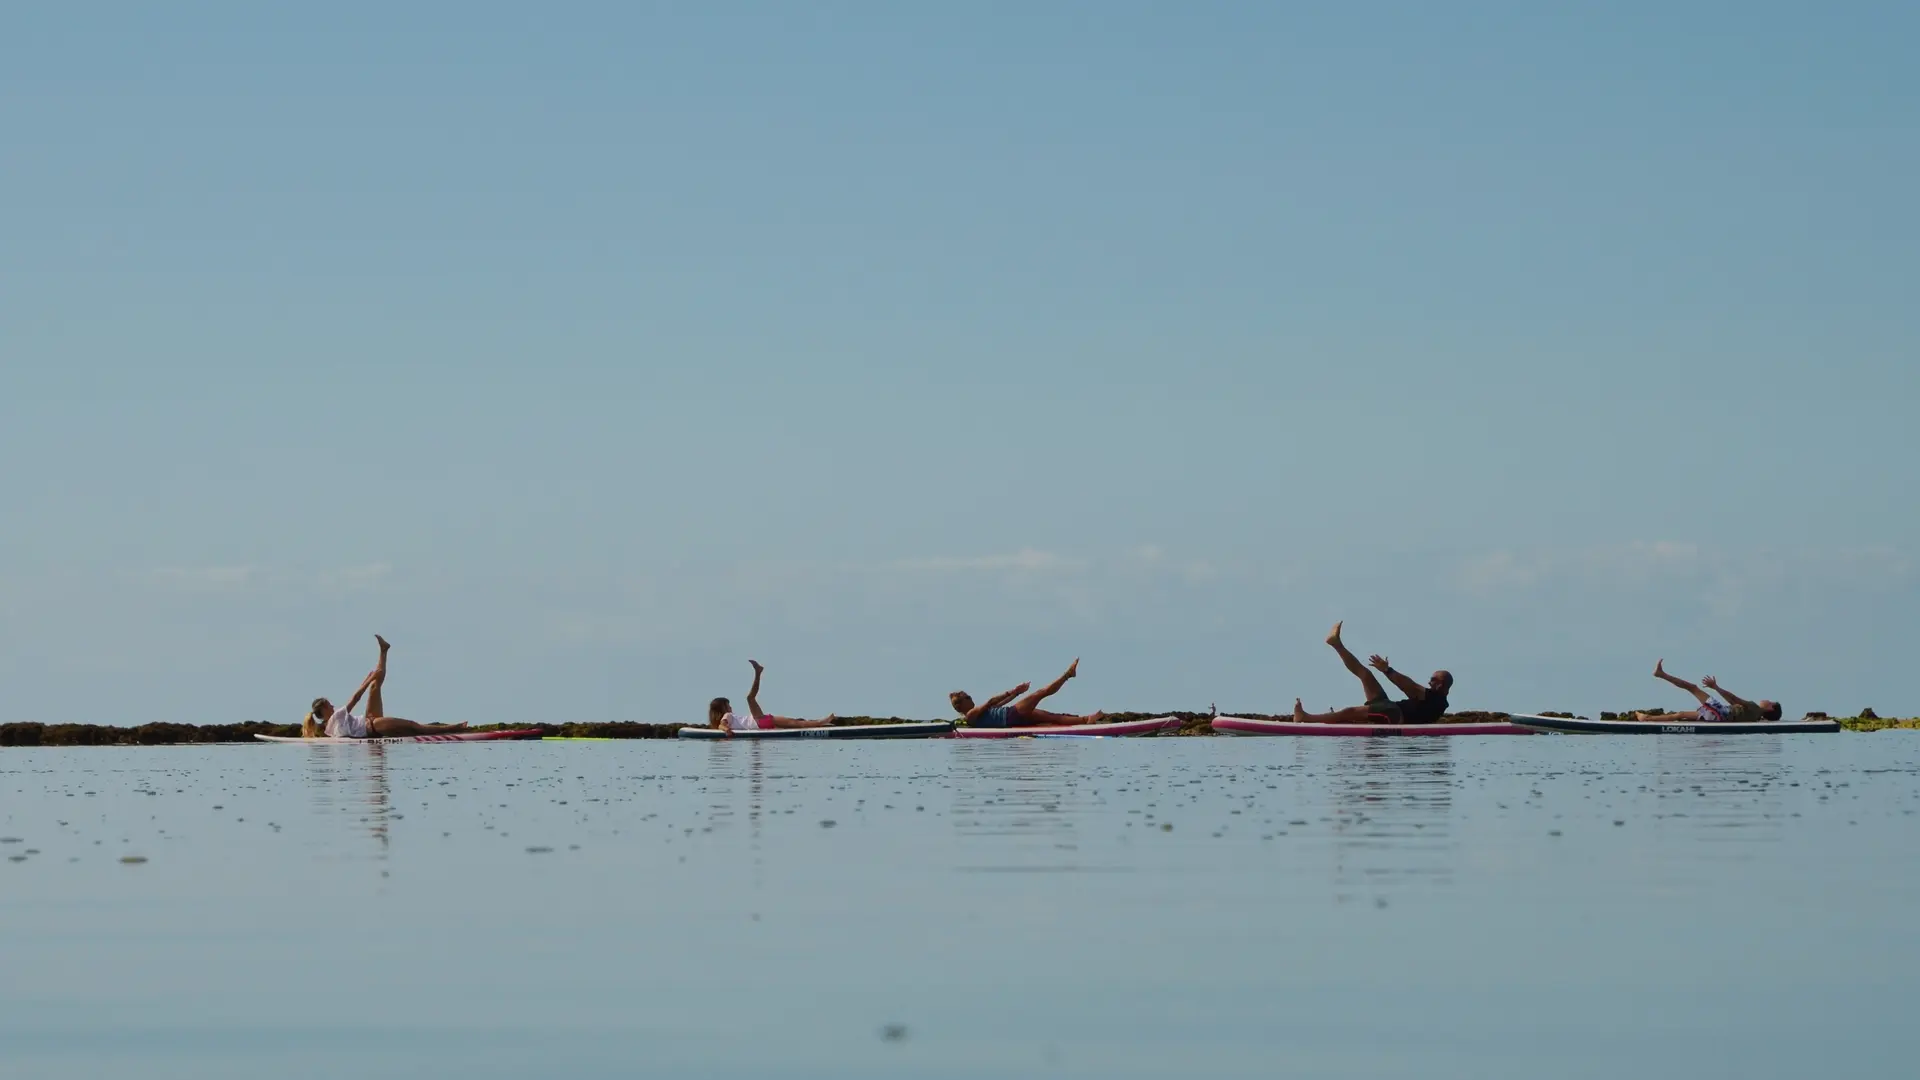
[950,658,1105,728]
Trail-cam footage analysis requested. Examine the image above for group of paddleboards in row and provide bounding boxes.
[301,622,1783,740]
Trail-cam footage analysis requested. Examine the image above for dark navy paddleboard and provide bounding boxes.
[1511,714,1840,735]
[678,721,954,740]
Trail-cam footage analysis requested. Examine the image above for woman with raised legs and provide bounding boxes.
[305,636,469,739]
[708,660,838,734]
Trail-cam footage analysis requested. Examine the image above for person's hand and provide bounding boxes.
[1701,675,1720,690]
[1368,655,1391,673]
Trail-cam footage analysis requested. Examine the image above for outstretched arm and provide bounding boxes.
[342,672,376,714]
[963,683,1031,720]
[983,683,1030,710]
[1369,656,1426,700]
[1700,676,1753,709]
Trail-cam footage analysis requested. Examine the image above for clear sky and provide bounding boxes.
[3,2,1915,725]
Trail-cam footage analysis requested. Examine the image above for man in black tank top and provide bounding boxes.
[1291,622,1453,725]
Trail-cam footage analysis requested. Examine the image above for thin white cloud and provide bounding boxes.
[1825,546,1915,586]
[146,562,405,596]
[1579,540,1703,581]
[1128,544,1166,565]
[888,549,1086,574]
[544,611,658,646]
[316,562,392,592]
[1454,551,1544,594]
[1455,542,1914,610]
[1459,540,1707,594]
[152,565,257,591]
[1181,559,1221,584]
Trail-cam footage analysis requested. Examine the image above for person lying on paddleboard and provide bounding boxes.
[1635,660,1782,723]
[708,660,837,734]
[303,636,469,739]
[950,659,1106,728]
[1292,622,1452,725]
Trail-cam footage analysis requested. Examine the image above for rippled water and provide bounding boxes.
[3,736,1916,1078]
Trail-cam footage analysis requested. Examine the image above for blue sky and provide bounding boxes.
[2,2,1915,724]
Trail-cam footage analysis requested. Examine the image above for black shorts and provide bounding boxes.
[1364,699,1404,723]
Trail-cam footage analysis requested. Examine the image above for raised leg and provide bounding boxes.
[367,717,469,737]
[365,635,392,718]
[746,659,767,720]
[1023,708,1104,727]
[1014,658,1079,714]
[1328,623,1388,703]
[744,660,832,726]
[762,713,835,729]
[1652,659,1710,706]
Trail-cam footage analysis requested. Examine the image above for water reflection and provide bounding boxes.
[1645,736,1789,849]
[1319,740,1457,899]
[7,738,1917,1078]
[699,741,780,838]
[744,741,767,890]
[948,742,1119,872]
[304,744,394,859]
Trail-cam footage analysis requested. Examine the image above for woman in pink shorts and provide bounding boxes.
[707,660,837,734]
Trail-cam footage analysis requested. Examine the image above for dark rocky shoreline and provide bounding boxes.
[1,710,1908,746]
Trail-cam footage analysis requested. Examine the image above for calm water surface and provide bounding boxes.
[4,735,1917,1078]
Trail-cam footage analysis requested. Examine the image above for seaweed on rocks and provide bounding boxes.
[2,722,303,746]
[4,708,1906,745]
[1441,711,1514,725]
[534,722,682,740]
[1837,714,1920,731]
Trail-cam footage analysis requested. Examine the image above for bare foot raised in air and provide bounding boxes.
[749,659,765,675]
[1294,698,1308,722]
[376,634,391,653]
[1653,658,1666,678]
[1064,658,1080,680]
[1326,621,1344,648]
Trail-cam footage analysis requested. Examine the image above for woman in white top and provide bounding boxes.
[707,660,837,734]
[303,636,469,739]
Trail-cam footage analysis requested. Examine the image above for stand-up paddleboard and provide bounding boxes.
[254,729,545,744]
[1511,713,1841,735]
[952,716,1183,739]
[1211,716,1533,736]
[678,721,955,740]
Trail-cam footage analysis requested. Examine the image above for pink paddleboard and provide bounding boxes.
[254,729,545,744]
[1211,716,1532,736]
[952,716,1184,738]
